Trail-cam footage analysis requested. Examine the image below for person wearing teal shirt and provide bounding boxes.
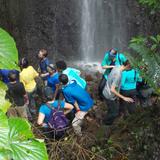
[120,68,141,116]
[98,48,127,99]
[56,60,87,89]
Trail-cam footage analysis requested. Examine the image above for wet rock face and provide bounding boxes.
[0,0,81,64]
[0,0,160,65]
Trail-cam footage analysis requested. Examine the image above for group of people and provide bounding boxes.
[99,48,154,125]
[1,49,93,137]
[0,48,154,138]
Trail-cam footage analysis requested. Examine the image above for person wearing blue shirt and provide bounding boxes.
[120,67,141,116]
[98,48,127,99]
[46,64,60,98]
[38,49,50,85]
[0,69,19,84]
[56,60,87,89]
[37,86,73,126]
[59,74,93,136]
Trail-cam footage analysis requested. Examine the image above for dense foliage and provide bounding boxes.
[125,35,160,93]
[138,0,160,11]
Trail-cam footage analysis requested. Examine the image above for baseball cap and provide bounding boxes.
[47,64,56,71]
[109,48,118,59]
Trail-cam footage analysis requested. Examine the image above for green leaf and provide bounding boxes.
[8,118,34,141]
[150,36,158,43]
[0,111,48,160]
[151,44,157,51]
[0,82,11,113]
[0,111,9,148]
[157,35,160,42]
[10,140,48,160]
[0,28,19,70]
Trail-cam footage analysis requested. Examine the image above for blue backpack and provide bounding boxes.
[46,101,69,132]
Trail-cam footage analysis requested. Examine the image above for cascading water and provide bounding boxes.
[81,0,96,62]
[81,0,130,62]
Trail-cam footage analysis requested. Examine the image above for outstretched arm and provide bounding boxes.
[102,65,115,69]
[111,85,134,103]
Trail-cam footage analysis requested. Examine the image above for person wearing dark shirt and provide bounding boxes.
[0,69,19,84]
[6,71,30,119]
[38,49,50,85]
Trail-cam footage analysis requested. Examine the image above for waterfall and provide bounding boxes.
[81,0,96,62]
[81,0,130,62]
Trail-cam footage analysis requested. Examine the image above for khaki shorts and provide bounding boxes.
[7,104,29,120]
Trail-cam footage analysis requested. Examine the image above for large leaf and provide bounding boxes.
[0,82,11,113]
[10,139,48,160]
[0,111,48,160]
[8,118,34,140]
[0,28,19,70]
[0,111,9,148]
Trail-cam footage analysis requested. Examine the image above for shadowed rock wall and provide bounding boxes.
[0,0,159,65]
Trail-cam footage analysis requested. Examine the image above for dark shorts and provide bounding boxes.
[120,89,137,115]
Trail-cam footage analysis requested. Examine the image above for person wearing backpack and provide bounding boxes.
[98,48,127,100]
[59,74,93,136]
[37,87,73,138]
[119,66,142,117]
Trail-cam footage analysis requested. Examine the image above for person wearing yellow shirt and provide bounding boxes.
[19,58,39,115]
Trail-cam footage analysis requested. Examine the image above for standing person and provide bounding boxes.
[19,58,39,115]
[56,60,87,89]
[120,67,141,117]
[99,48,127,99]
[59,74,93,136]
[103,60,134,125]
[38,49,50,85]
[46,64,60,99]
[0,69,19,84]
[6,71,30,119]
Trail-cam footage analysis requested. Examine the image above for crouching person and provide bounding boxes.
[37,87,73,139]
[59,74,93,136]
[6,71,30,120]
